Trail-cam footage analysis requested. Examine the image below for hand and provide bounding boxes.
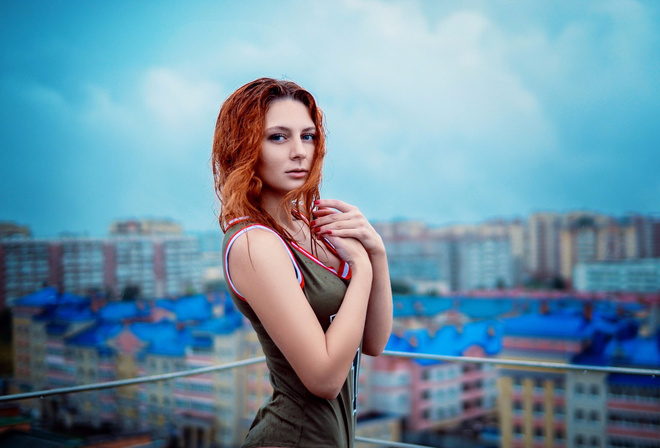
[312,199,386,257]
[324,235,370,270]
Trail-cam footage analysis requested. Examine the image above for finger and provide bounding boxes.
[315,199,354,213]
[312,208,338,218]
[312,207,356,226]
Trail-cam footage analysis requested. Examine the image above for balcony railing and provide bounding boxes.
[1,351,659,448]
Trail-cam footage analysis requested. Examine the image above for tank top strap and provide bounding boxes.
[223,219,305,301]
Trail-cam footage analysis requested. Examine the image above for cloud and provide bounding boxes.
[2,0,658,236]
[142,68,223,130]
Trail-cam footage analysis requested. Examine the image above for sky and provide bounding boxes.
[1,0,659,237]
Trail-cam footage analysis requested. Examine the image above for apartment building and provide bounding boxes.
[9,288,402,447]
[527,213,562,281]
[573,258,660,293]
[376,219,520,291]
[370,319,501,431]
[376,212,659,291]
[0,234,202,308]
[497,301,648,448]
[568,318,660,448]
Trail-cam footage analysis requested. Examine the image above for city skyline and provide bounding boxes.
[1,1,659,237]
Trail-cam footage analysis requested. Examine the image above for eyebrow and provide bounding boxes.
[265,126,316,133]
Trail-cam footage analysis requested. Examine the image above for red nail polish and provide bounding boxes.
[326,230,332,235]
[310,220,316,226]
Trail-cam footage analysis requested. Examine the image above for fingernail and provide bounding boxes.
[310,220,316,227]
[314,200,320,205]
[325,230,332,235]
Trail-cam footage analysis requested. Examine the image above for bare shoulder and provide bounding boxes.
[227,227,300,299]
[228,227,290,267]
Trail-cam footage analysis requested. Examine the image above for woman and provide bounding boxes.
[212,78,392,448]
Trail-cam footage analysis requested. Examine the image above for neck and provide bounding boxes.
[260,189,290,227]
[260,190,308,244]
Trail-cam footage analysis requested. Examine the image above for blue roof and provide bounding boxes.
[608,372,660,387]
[97,301,151,322]
[603,333,660,368]
[385,320,502,366]
[130,321,179,343]
[388,295,646,325]
[34,302,95,323]
[146,326,196,357]
[66,322,123,347]
[14,287,88,308]
[155,294,212,322]
[194,314,243,335]
[45,322,69,336]
[503,313,594,339]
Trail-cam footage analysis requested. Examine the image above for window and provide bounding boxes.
[554,428,565,441]
[589,410,600,423]
[575,434,585,446]
[575,409,585,421]
[534,427,543,438]
[589,436,599,447]
[533,402,544,414]
[589,384,600,396]
[575,383,585,395]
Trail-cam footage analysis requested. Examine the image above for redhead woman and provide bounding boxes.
[212,78,393,448]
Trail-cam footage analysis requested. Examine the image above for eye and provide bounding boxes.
[268,133,286,142]
[301,133,316,142]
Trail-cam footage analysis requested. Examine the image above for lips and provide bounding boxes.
[286,169,308,179]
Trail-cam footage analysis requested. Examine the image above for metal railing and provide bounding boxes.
[2,351,659,448]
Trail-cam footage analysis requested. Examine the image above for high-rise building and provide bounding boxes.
[0,239,53,310]
[527,212,562,281]
[560,212,607,283]
[456,234,512,291]
[573,258,660,293]
[377,219,522,292]
[0,234,202,306]
[0,222,31,239]
[109,218,183,236]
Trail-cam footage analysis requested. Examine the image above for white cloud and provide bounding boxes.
[142,68,223,130]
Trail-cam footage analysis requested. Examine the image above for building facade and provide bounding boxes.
[1,234,202,307]
[573,258,660,293]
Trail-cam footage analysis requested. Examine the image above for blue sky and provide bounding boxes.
[1,0,659,237]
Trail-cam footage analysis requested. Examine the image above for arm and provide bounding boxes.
[228,228,372,399]
[312,199,393,356]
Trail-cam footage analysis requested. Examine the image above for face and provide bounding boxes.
[257,99,316,199]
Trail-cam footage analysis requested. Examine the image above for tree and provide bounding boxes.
[121,285,141,301]
[391,279,414,295]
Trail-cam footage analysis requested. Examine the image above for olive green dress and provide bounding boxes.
[222,219,359,448]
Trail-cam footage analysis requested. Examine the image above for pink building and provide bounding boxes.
[370,321,501,431]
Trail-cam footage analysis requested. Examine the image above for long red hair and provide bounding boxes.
[212,78,326,238]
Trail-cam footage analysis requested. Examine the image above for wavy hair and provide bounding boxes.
[212,78,326,239]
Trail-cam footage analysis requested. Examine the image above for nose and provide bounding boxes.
[290,136,307,160]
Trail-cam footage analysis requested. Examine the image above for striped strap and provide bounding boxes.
[224,224,304,301]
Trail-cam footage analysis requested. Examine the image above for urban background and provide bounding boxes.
[1,211,659,447]
[2,1,660,447]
